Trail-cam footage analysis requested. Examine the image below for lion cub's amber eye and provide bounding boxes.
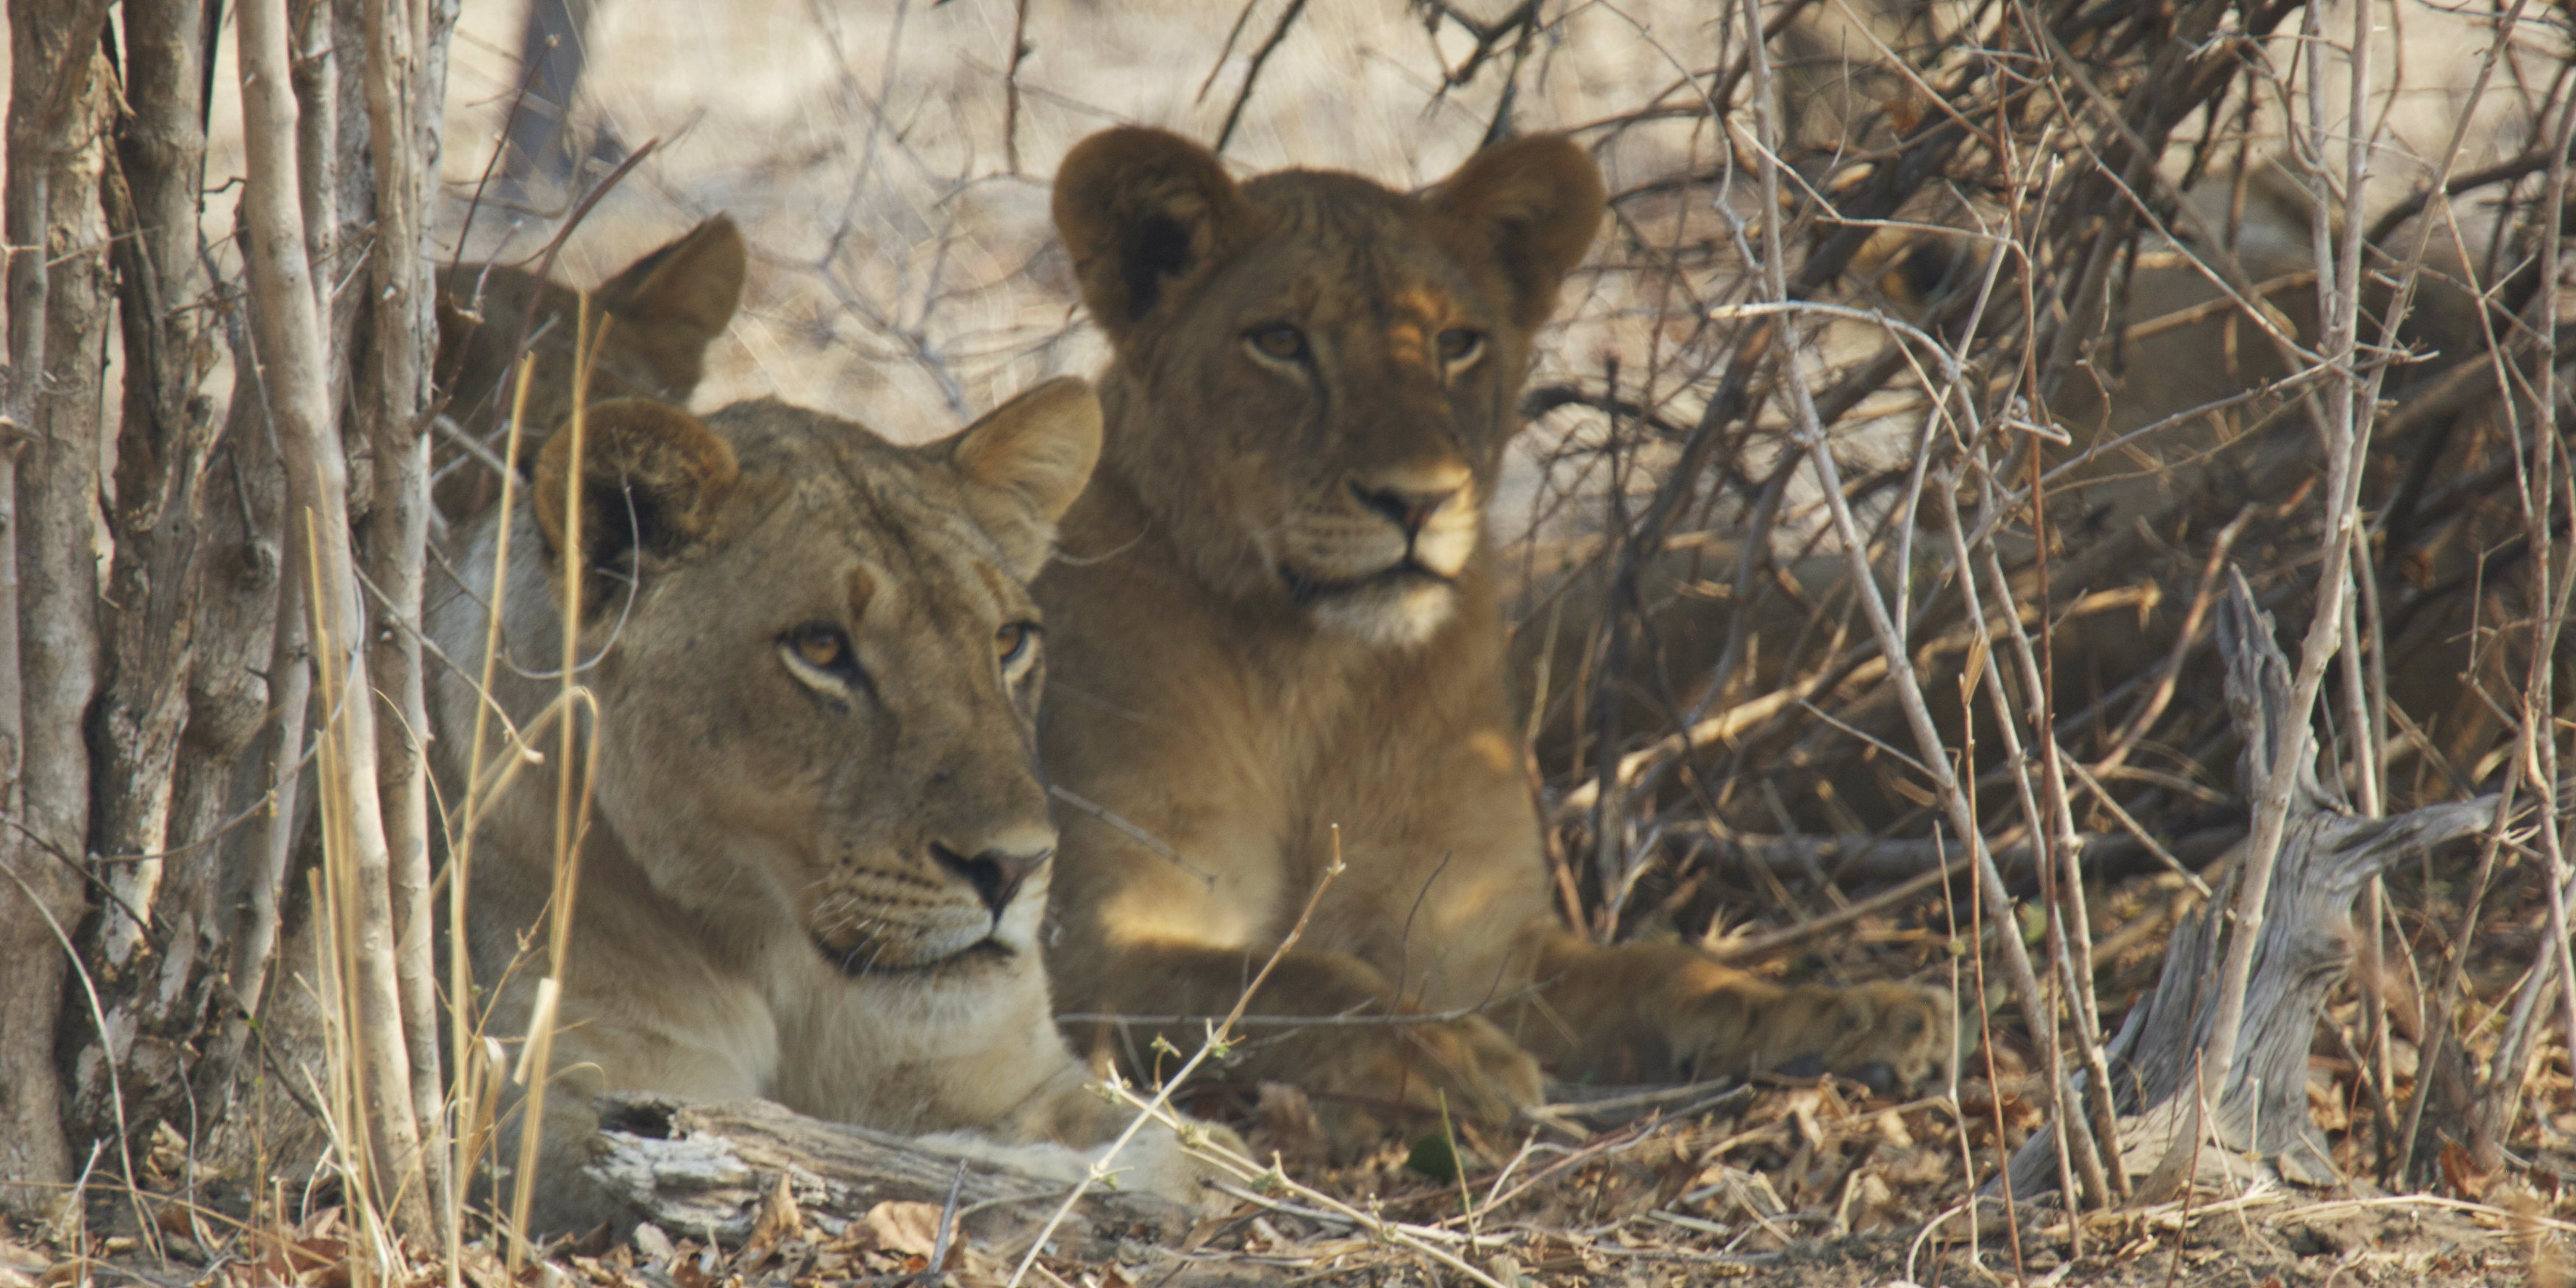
[1436,328,1485,365]
[1246,324,1308,362]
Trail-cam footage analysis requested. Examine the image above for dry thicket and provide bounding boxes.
[1,0,2573,1282]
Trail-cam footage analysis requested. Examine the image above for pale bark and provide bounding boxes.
[0,0,115,1217]
[360,0,451,1217]
[235,0,430,1238]
[588,1094,1189,1254]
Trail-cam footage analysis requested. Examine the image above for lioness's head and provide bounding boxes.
[1053,129,1604,646]
[478,379,1101,977]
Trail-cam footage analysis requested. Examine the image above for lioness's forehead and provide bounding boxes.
[702,400,1021,612]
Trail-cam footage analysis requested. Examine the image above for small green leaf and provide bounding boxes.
[1405,1133,1463,1183]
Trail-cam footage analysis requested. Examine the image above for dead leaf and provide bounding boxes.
[2438,1139,2489,1201]
[748,1172,803,1247]
[858,1201,947,1259]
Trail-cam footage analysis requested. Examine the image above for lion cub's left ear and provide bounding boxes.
[938,376,1105,580]
[1427,135,1607,330]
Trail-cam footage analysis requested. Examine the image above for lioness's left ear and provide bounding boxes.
[938,376,1104,579]
[535,400,740,610]
[1427,135,1606,329]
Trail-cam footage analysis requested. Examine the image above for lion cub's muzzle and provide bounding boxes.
[1282,474,1478,587]
[1278,468,1480,645]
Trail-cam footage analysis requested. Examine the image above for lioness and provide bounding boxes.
[428,378,1220,1227]
[1035,128,1954,1148]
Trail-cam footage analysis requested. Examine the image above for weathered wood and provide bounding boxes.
[585,1094,1196,1256]
[72,0,228,1148]
[2008,570,2505,1198]
[0,0,115,1216]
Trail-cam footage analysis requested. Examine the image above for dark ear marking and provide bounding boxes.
[1122,213,1195,322]
[1052,128,1264,341]
[534,399,739,611]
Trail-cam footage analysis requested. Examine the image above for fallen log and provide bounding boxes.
[2006,570,2507,1198]
[585,1093,1198,1255]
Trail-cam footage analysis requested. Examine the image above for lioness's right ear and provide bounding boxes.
[1052,128,1263,342]
[596,215,749,396]
[940,376,1103,580]
[535,400,739,605]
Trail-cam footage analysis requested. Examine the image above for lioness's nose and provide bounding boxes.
[1349,479,1459,534]
[932,842,1050,914]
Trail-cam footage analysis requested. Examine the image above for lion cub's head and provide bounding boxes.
[1053,129,1603,646]
[449,379,1100,978]
[437,216,747,445]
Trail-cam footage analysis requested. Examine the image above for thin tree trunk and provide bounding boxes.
[0,0,116,1218]
[72,0,227,1146]
[188,321,296,1128]
[235,0,430,1239]
[361,0,451,1219]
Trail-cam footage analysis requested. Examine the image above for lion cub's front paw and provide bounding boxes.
[1719,979,1956,1095]
[1287,1012,1541,1158]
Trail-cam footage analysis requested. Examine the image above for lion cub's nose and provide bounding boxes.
[1349,479,1460,535]
[932,842,1049,915]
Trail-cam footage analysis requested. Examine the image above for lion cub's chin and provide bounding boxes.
[1308,576,1458,648]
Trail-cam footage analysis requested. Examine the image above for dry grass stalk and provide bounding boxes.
[444,354,538,1288]
[503,301,609,1276]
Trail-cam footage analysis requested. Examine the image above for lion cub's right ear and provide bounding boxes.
[535,400,740,610]
[940,376,1104,581]
[1052,128,1266,343]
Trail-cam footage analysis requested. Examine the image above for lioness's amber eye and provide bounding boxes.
[1246,324,1308,362]
[1437,329,1484,364]
[997,622,1039,666]
[789,625,850,671]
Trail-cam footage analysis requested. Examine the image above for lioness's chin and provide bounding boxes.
[814,934,1016,978]
[1307,578,1458,648]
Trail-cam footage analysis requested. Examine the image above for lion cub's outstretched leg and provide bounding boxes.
[1511,933,1957,1093]
[1055,939,1541,1157]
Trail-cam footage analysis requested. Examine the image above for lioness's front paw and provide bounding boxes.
[1700,979,1956,1095]
[1283,1013,1541,1157]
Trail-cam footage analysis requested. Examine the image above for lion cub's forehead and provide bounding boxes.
[1238,173,1496,325]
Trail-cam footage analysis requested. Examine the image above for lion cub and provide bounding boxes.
[432,216,746,522]
[429,377,1227,1228]
[1034,129,1956,1152]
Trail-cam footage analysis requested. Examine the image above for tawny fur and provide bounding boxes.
[1037,128,1955,1152]
[428,380,1227,1228]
